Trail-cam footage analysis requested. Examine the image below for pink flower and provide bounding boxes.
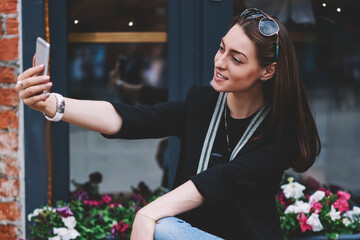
[279,196,286,206]
[337,191,351,201]
[116,221,130,232]
[298,213,312,232]
[87,200,100,207]
[110,203,122,208]
[333,198,349,213]
[278,192,292,208]
[56,206,73,218]
[112,221,130,238]
[102,195,112,204]
[310,199,322,214]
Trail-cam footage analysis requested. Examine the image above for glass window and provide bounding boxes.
[67,0,167,32]
[67,0,168,193]
[235,1,360,191]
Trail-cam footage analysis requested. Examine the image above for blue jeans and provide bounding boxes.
[154,217,224,240]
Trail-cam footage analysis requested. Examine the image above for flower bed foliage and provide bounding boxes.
[28,174,360,240]
[276,177,360,240]
[27,181,165,240]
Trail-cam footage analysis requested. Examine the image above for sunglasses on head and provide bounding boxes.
[240,8,280,62]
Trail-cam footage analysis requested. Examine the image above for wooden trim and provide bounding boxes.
[44,0,53,207]
[291,32,318,42]
[68,32,167,43]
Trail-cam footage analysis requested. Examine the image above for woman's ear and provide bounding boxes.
[261,62,277,81]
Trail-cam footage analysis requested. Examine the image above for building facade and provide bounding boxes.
[0,0,360,238]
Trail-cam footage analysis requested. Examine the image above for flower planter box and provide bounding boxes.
[278,178,360,240]
[103,236,115,240]
[293,232,360,240]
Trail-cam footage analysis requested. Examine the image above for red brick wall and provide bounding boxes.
[0,0,21,239]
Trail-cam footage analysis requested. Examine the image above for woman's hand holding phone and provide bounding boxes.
[16,38,124,132]
[16,61,56,117]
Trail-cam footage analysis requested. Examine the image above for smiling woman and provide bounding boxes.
[17,6,320,240]
[211,24,275,118]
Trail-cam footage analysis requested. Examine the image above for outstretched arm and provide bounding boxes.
[130,180,204,240]
[16,64,122,135]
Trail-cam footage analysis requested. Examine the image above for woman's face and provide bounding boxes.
[211,24,266,95]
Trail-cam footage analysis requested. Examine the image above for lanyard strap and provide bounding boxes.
[197,92,270,174]
[230,104,270,160]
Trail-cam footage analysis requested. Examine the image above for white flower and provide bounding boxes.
[28,208,45,221]
[296,201,311,214]
[329,205,341,221]
[48,236,61,240]
[281,182,306,199]
[284,205,296,214]
[353,206,360,215]
[49,216,80,240]
[32,208,43,217]
[342,218,351,227]
[344,210,353,219]
[346,206,360,221]
[45,206,55,212]
[309,191,325,203]
[307,213,323,232]
[27,213,34,221]
[68,228,80,239]
[52,227,80,240]
[62,216,77,229]
[68,229,80,239]
[285,200,311,214]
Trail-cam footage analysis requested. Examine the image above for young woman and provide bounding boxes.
[17,8,320,240]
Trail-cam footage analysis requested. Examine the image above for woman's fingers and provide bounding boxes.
[18,64,44,81]
[16,62,53,113]
[32,54,36,67]
[22,92,51,108]
[21,75,50,89]
[16,75,50,93]
[18,81,52,99]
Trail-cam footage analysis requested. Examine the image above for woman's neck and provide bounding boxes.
[226,91,265,119]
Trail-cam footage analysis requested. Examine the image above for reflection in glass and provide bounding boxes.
[68,43,167,101]
[67,0,168,194]
[68,42,169,193]
[67,0,167,32]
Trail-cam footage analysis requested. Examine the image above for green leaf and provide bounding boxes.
[325,232,339,240]
[95,232,107,239]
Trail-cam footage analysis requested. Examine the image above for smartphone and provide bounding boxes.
[35,37,50,76]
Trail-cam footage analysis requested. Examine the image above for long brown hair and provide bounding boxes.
[233,14,321,172]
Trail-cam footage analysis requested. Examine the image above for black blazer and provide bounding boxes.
[104,85,299,240]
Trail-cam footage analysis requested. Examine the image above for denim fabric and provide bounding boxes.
[154,217,224,240]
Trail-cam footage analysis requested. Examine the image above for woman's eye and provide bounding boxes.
[219,45,224,52]
[232,57,242,64]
